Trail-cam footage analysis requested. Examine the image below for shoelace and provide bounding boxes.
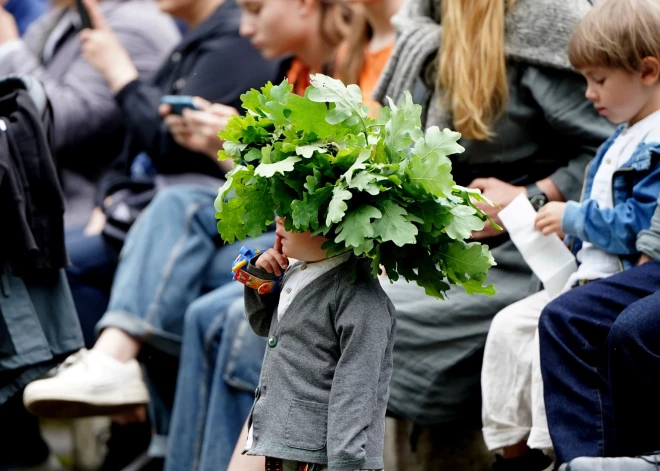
[54,348,89,373]
[639,451,660,470]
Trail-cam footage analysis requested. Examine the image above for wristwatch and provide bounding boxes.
[526,183,548,211]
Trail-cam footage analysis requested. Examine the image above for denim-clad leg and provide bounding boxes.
[96,185,224,355]
[65,227,119,347]
[539,260,660,464]
[165,294,266,471]
[607,290,660,457]
[85,184,275,453]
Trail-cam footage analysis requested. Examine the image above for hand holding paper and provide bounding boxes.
[535,202,567,238]
[499,194,577,298]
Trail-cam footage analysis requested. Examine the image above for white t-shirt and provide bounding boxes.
[568,109,660,286]
[245,252,352,451]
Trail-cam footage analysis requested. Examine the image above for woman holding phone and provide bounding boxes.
[22,0,402,470]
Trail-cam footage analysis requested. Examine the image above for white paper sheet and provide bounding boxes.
[499,194,577,298]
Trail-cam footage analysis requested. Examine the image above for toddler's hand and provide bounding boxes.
[535,202,567,237]
[255,236,288,277]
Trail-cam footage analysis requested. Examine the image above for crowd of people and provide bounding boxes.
[1,0,660,470]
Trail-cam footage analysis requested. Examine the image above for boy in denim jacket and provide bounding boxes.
[480,0,660,469]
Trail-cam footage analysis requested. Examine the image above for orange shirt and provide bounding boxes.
[286,59,314,96]
[359,42,394,117]
[287,41,394,113]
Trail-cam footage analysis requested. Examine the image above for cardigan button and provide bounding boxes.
[268,335,278,348]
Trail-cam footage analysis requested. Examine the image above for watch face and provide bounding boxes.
[530,194,548,211]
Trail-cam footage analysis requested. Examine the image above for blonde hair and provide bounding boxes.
[568,0,660,73]
[439,0,517,141]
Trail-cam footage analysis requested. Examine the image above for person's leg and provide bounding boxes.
[65,227,119,347]
[527,328,551,452]
[23,186,222,418]
[539,260,660,464]
[196,297,267,471]
[148,232,275,457]
[98,185,224,356]
[607,290,660,457]
[163,282,243,471]
[481,291,553,470]
[227,419,265,471]
[481,290,550,454]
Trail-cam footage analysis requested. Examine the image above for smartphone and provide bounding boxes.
[75,0,93,29]
[161,95,200,115]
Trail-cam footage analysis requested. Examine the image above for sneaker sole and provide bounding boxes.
[24,388,149,419]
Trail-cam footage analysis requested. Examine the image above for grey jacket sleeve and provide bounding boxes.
[243,258,280,337]
[522,66,614,202]
[637,196,660,259]
[0,17,177,155]
[326,280,395,471]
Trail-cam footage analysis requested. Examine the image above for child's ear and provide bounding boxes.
[640,57,660,85]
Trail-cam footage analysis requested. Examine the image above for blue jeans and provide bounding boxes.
[92,185,274,453]
[97,185,230,355]
[539,260,660,464]
[165,294,266,471]
[65,227,119,347]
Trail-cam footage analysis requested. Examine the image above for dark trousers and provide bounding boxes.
[538,260,660,464]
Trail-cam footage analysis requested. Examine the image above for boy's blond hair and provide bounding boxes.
[569,0,660,72]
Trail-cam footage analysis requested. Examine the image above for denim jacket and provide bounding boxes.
[562,124,660,270]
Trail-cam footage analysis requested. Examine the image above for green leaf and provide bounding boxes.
[405,151,454,198]
[445,205,485,240]
[243,148,262,162]
[384,91,423,156]
[271,177,298,215]
[334,205,382,250]
[216,197,248,243]
[287,94,349,140]
[461,279,497,296]
[413,126,465,160]
[438,241,496,290]
[296,143,328,158]
[373,200,418,246]
[348,172,387,194]
[308,74,368,127]
[242,183,276,238]
[254,156,301,178]
[326,185,353,226]
[304,168,323,193]
[343,148,371,184]
[453,185,496,206]
[416,258,451,299]
[223,141,247,158]
[291,185,333,231]
[214,165,252,212]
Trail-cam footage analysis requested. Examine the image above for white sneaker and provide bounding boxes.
[23,349,150,418]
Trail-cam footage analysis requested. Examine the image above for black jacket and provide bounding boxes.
[96,0,286,204]
[0,77,67,280]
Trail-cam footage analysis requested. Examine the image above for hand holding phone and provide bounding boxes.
[161,95,200,115]
[76,0,93,29]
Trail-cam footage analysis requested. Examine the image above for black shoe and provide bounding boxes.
[492,449,553,471]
